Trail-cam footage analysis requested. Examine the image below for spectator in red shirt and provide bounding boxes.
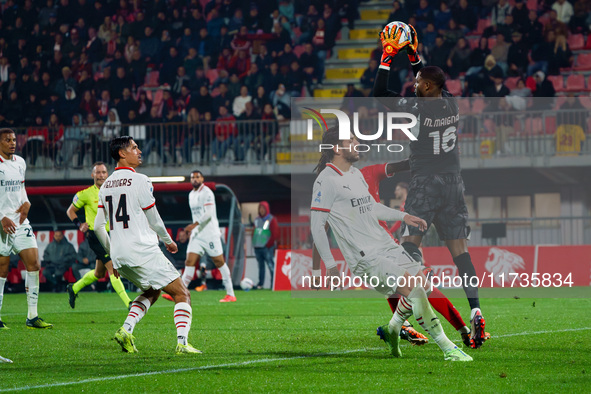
[213,105,236,161]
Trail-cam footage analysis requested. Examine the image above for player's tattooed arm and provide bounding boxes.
[386,160,411,175]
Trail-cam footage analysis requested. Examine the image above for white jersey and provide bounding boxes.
[311,164,398,270]
[98,167,161,267]
[0,155,29,226]
[189,184,221,238]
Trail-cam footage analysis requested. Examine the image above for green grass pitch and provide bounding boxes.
[0,288,590,392]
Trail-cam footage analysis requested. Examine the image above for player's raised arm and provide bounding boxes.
[372,202,427,232]
[373,23,423,98]
[385,160,411,175]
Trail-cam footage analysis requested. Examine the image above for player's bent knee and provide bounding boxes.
[402,242,423,263]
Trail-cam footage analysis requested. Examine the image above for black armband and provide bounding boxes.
[73,218,82,229]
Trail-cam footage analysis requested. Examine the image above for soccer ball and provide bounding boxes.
[240,277,254,291]
[382,21,412,48]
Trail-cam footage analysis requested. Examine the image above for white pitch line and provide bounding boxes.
[1,327,590,392]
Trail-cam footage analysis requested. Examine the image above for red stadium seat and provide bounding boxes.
[144,71,160,87]
[553,96,567,109]
[505,77,520,90]
[524,117,544,134]
[487,37,497,49]
[568,34,585,50]
[468,37,479,49]
[585,34,591,49]
[565,74,586,92]
[527,0,538,10]
[475,19,491,35]
[573,53,591,71]
[445,79,462,96]
[293,45,305,58]
[545,116,556,135]
[579,95,591,109]
[547,75,565,92]
[472,98,486,114]
[206,69,219,85]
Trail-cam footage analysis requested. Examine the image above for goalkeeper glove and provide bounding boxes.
[379,24,405,69]
[405,24,421,65]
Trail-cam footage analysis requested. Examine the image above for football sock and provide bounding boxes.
[388,296,413,335]
[110,275,131,307]
[0,277,5,320]
[26,271,39,319]
[428,287,466,331]
[408,286,456,352]
[219,264,235,297]
[73,271,98,294]
[181,266,196,288]
[453,253,481,310]
[174,302,192,345]
[386,295,399,313]
[123,296,151,334]
[470,307,482,321]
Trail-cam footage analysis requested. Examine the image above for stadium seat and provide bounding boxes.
[579,95,591,109]
[210,87,220,97]
[524,117,544,134]
[468,37,479,49]
[144,71,160,87]
[206,69,219,85]
[446,79,462,96]
[487,37,497,49]
[505,77,520,90]
[475,19,491,35]
[545,116,556,135]
[568,34,585,50]
[573,53,591,71]
[527,0,538,10]
[585,34,591,49]
[472,98,486,114]
[565,74,586,92]
[553,96,567,109]
[293,45,305,58]
[547,75,565,92]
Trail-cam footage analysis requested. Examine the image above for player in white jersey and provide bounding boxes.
[164,171,236,303]
[0,128,53,329]
[94,136,201,354]
[310,128,472,361]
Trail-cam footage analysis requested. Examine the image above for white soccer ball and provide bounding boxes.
[382,21,412,46]
[240,277,254,291]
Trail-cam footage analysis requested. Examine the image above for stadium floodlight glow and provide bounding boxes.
[148,176,186,183]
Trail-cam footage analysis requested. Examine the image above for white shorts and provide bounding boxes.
[0,223,38,256]
[353,246,421,297]
[116,253,180,291]
[187,234,224,257]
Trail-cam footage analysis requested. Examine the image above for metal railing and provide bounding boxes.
[11,107,591,176]
[278,216,591,248]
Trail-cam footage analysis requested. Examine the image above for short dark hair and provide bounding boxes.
[191,170,203,177]
[92,161,106,170]
[0,128,15,137]
[109,136,134,162]
[396,182,409,191]
[420,66,446,90]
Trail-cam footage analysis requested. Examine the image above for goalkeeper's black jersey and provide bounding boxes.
[373,63,461,176]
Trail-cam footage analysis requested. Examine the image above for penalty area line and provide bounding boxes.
[2,327,590,392]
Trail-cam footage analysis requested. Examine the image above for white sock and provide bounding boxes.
[181,266,196,288]
[470,308,481,321]
[388,297,413,334]
[458,326,470,334]
[174,302,192,345]
[0,277,5,320]
[408,286,456,353]
[218,263,234,297]
[123,296,151,334]
[26,271,39,320]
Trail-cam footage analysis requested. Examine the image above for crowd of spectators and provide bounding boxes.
[360,0,590,99]
[0,0,352,164]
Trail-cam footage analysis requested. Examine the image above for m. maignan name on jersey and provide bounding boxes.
[423,114,460,128]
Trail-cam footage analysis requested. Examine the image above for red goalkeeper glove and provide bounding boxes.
[405,24,421,65]
[379,24,405,70]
